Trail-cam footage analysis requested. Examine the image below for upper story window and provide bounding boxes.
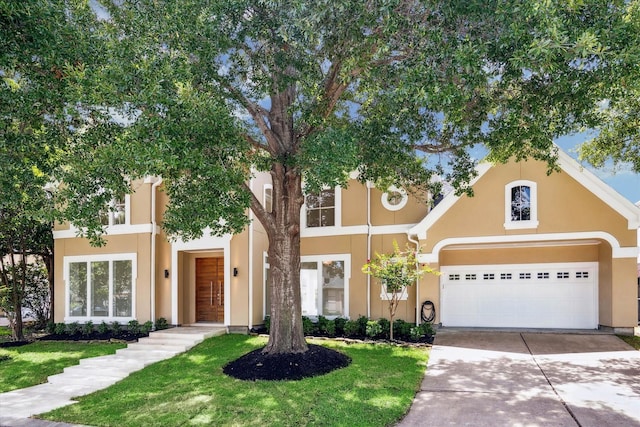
[263,184,273,213]
[305,188,336,227]
[381,186,408,211]
[100,195,129,226]
[504,180,538,229]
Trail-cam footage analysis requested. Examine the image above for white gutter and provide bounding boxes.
[366,182,372,319]
[407,232,420,326]
[150,177,163,326]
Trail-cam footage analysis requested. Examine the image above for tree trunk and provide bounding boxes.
[261,163,308,354]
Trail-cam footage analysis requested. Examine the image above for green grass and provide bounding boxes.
[0,326,11,337]
[41,335,429,427]
[0,341,127,392]
[618,335,640,350]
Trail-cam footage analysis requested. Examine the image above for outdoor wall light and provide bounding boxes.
[164,269,170,278]
[233,267,239,277]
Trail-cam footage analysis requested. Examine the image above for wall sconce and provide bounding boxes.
[233,267,239,277]
[164,269,170,279]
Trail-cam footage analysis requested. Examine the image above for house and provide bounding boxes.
[52,148,640,334]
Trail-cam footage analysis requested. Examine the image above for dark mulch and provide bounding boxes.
[38,330,145,342]
[223,344,351,381]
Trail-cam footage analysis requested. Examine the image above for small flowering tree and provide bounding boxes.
[362,241,436,340]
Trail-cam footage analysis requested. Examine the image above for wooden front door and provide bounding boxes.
[195,257,224,322]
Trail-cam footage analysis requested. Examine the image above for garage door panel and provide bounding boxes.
[441,263,598,329]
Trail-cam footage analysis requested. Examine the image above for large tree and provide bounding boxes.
[1,1,95,339]
[56,0,640,354]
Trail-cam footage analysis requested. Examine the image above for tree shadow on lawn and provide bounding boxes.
[40,335,428,427]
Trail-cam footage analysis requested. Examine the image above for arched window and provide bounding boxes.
[504,180,538,229]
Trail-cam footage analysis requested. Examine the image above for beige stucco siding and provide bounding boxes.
[424,160,635,252]
[440,245,600,266]
[341,184,368,226]
[369,188,428,226]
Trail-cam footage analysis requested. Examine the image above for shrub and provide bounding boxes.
[333,317,347,336]
[326,320,336,336]
[98,321,109,334]
[366,320,382,338]
[67,321,81,335]
[356,315,368,336]
[302,316,316,335]
[343,320,360,337]
[142,321,153,334]
[54,322,66,335]
[263,316,270,334]
[155,317,169,330]
[317,315,330,335]
[377,318,390,339]
[128,320,141,335]
[82,321,94,336]
[393,319,412,340]
[410,322,435,342]
[110,321,121,333]
[45,321,56,334]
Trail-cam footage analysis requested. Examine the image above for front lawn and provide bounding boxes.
[618,335,640,350]
[0,341,127,392]
[41,334,429,427]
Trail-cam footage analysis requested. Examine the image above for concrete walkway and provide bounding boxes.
[397,331,640,427]
[0,326,225,427]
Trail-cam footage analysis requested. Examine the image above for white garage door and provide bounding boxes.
[440,262,598,329]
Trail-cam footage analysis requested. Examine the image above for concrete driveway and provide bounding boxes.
[398,331,640,427]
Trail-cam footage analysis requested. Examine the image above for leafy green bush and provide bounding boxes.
[366,320,382,338]
[54,323,66,335]
[67,321,81,335]
[356,315,368,336]
[263,316,270,334]
[82,321,94,336]
[142,321,153,334]
[302,316,316,335]
[343,320,360,337]
[317,315,330,334]
[98,321,109,334]
[393,319,412,340]
[45,321,56,334]
[128,320,141,334]
[326,320,336,336]
[333,317,346,335]
[410,322,435,341]
[155,317,169,330]
[110,321,121,333]
[377,318,390,339]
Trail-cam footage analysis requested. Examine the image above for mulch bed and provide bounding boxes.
[223,344,351,381]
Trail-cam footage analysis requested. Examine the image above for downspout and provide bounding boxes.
[366,182,372,319]
[407,232,420,326]
[150,177,163,327]
[248,175,254,331]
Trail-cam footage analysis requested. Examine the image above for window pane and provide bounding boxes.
[264,187,273,213]
[320,208,335,226]
[511,186,531,221]
[112,197,126,225]
[319,189,335,208]
[322,261,344,316]
[69,262,87,316]
[300,262,319,316]
[305,193,319,209]
[91,261,109,317]
[113,260,132,317]
[306,209,320,227]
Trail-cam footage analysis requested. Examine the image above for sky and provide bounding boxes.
[554,134,640,204]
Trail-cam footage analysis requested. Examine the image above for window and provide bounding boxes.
[305,188,336,227]
[381,186,408,211]
[263,184,273,214]
[500,273,512,280]
[100,195,128,226]
[65,254,136,320]
[504,180,538,229]
[300,256,350,317]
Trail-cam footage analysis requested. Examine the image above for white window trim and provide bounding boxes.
[381,186,408,211]
[301,186,342,230]
[263,184,273,213]
[504,180,539,230]
[380,283,409,301]
[63,253,137,323]
[263,251,269,319]
[300,254,350,319]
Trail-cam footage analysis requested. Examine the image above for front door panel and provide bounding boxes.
[196,257,224,322]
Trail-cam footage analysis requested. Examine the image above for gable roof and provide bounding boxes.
[408,146,640,240]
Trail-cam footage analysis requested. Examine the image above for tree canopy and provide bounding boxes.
[5,0,639,352]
